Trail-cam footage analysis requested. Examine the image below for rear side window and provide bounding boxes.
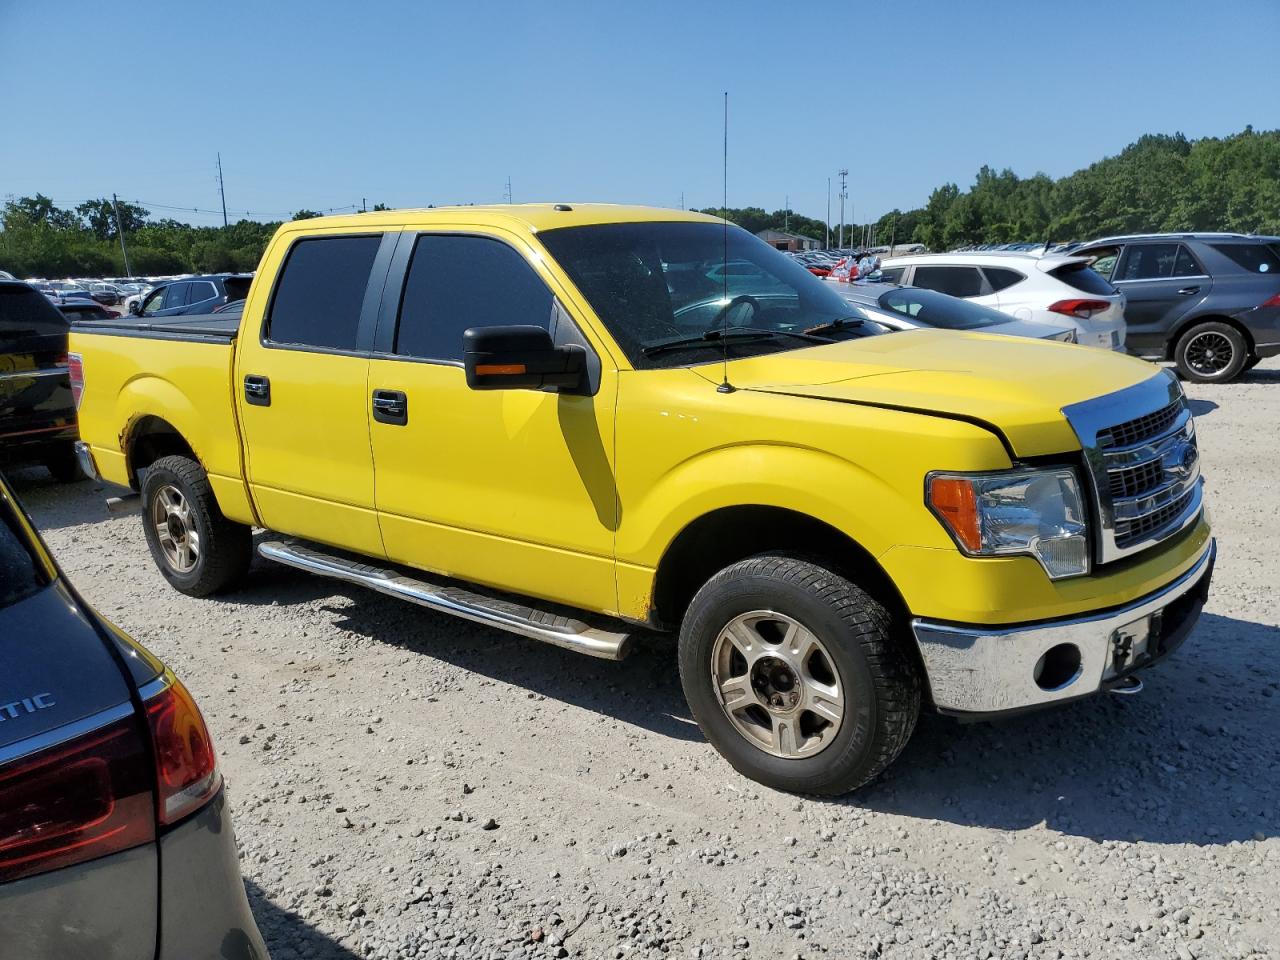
[1209,243,1280,275]
[982,266,1024,293]
[1050,262,1117,295]
[268,236,381,350]
[1116,243,1179,281]
[395,235,552,362]
[911,265,985,298]
[0,501,46,611]
[879,267,906,284]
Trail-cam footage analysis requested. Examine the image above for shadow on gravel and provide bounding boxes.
[1187,398,1219,417]
[1239,366,1280,384]
[236,547,702,743]
[842,612,1280,846]
[5,467,126,531]
[244,880,362,959]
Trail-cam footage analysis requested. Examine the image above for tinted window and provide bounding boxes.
[1050,262,1117,295]
[878,287,1009,330]
[167,283,190,308]
[982,267,1024,293]
[140,287,168,316]
[879,267,906,284]
[395,235,553,362]
[187,280,218,303]
[911,265,985,298]
[268,235,381,350]
[0,499,46,611]
[1117,243,1178,281]
[1209,243,1280,275]
[0,283,68,338]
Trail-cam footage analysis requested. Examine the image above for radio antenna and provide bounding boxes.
[718,91,735,394]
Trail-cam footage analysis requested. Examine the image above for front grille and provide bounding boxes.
[1098,400,1182,449]
[1109,459,1165,499]
[1115,487,1197,548]
[1064,378,1204,564]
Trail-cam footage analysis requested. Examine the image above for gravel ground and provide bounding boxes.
[11,361,1280,960]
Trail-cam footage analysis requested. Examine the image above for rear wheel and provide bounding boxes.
[141,455,251,596]
[1174,322,1247,383]
[44,442,87,483]
[678,554,921,796]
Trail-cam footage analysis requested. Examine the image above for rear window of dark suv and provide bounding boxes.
[1209,243,1280,275]
[1,282,69,345]
[0,499,47,610]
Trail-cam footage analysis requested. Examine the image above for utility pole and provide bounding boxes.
[362,197,367,213]
[826,177,831,249]
[680,191,685,210]
[111,193,132,277]
[784,194,789,232]
[216,153,228,227]
[504,176,513,204]
[837,169,848,248]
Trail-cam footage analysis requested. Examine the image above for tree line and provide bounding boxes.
[4,126,1276,278]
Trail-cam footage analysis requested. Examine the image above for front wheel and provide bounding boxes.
[141,455,251,596]
[1174,322,1247,383]
[678,555,921,796]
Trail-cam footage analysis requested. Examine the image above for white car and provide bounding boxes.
[879,251,1127,350]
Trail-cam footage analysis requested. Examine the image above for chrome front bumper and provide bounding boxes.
[911,538,1215,717]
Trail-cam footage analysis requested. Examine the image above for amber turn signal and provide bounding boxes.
[927,476,982,553]
[474,363,527,376]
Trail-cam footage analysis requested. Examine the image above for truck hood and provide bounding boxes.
[690,329,1162,457]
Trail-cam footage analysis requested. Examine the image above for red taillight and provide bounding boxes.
[67,352,84,410]
[145,677,220,825]
[1260,293,1280,309]
[0,716,155,883]
[1048,299,1111,320]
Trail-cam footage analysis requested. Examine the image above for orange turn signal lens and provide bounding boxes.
[475,363,526,376]
[928,477,981,553]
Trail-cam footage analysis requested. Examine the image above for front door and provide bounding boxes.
[1111,242,1212,356]
[235,230,397,556]
[367,228,618,614]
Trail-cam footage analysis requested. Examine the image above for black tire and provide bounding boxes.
[678,554,921,796]
[44,442,87,484]
[140,455,251,597]
[1174,322,1248,383]
[1244,355,1262,372]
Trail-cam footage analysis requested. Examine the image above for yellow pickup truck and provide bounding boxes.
[68,205,1214,794]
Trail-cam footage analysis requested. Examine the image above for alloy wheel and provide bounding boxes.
[151,484,200,573]
[1184,330,1236,377]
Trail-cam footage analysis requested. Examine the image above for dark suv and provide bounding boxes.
[1073,233,1280,382]
[131,274,253,319]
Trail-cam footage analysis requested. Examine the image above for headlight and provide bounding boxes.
[926,468,1090,579]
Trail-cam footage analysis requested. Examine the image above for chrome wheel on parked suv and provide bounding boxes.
[1175,321,1247,383]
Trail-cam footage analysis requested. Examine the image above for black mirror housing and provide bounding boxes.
[463,325,585,393]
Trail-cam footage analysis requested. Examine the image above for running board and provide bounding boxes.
[256,539,634,660]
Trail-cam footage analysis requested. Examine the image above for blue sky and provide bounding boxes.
[2,0,1277,227]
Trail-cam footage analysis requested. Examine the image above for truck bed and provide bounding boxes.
[70,314,240,343]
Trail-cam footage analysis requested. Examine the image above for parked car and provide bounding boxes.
[131,274,254,318]
[829,281,1078,342]
[1070,233,1280,382]
[880,251,1127,350]
[57,299,118,322]
[0,472,269,959]
[70,205,1213,796]
[0,280,82,481]
[0,270,14,280]
[86,282,124,306]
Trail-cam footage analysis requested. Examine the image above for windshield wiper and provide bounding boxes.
[642,326,830,358]
[802,315,870,336]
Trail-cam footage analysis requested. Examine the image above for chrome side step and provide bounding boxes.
[257,539,634,660]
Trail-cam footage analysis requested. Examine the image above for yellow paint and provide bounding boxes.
[71,204,1208,631]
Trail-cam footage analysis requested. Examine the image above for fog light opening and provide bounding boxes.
[1034,643,1083,691]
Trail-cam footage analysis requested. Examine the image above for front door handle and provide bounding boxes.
[1177,286,1200,296]
[244,374,271,406]
[372,389,408,425]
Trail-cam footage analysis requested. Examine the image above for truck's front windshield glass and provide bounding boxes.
[538,221,881,369]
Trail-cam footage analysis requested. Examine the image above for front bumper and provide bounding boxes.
[911,537,1214,718]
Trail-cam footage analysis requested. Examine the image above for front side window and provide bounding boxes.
[1116,243,1179,281]
[142,284,180,315]
[538,221,879,369]
[911,265,986,299]
[267,235,381,350]
[395,235,553,362]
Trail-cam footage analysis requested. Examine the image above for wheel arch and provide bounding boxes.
[123,415,200,488]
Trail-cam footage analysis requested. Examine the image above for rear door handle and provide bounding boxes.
[1177,286,1200,296]
[372,389,408,425]
[244,374,271,406]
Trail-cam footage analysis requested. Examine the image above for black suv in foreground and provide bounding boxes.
[0,280,82,480]
[1073,233,1280,382]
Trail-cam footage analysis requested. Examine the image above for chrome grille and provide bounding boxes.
[1063,375,1205,564]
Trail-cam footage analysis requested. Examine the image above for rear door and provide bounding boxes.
[234,229,397,555]
[1111,242,1211,355]
[0,284,73,443]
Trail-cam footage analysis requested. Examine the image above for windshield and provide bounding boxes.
[877,286,1012,330]
[538,221,880,368]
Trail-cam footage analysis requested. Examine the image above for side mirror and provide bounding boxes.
[463,325,585,393]
[129,300,141,316]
